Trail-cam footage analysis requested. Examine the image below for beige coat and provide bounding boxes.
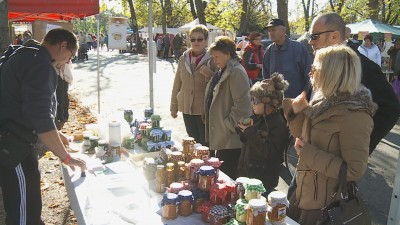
[205,58,252,150]
[170,50,213,115]
[283,88,376,210]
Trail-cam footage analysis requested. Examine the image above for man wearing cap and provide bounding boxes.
[263,18,312,98]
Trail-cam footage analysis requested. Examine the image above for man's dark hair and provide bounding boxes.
[42,28,78,50]
[319,12,346,42]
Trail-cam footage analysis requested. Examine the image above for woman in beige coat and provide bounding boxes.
[283,45,377,224]
[205,36,252,179]
[170,25,215,145]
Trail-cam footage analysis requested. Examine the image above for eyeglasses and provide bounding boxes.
[190,38,205,43]
[310,30,335,40]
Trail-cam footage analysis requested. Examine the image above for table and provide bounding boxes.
[62,154,299,225]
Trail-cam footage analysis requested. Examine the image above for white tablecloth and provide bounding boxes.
[62,156,299,225]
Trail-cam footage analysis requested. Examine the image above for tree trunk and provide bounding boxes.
[195,0,206,25]
[160,0,167,34]
[165,0,172,26]
[0,0,10,52]
[127,0,142,52]
[277,0,289,36]
[238,0,249,35]
[301,0,311,31]
[368,0,379,20]
[189,0,197,19]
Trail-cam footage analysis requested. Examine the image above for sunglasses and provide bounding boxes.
[310,30,335,40]
[190,38,205,43]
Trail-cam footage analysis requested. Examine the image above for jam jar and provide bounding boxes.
[161,193,178,220]
[267,191,289,222]
[178,190,194,216]
[246,199,267,225]
[197,165,216,191]
[209,205,229,225]
[155,165,165,193]
[245,178,266,201]
[235,198,248,223]
[192,188,210,213]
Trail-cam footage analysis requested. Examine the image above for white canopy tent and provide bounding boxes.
[139,26,180,35]
[178,18,220,32]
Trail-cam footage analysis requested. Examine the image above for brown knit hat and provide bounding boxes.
[250,73,289,108]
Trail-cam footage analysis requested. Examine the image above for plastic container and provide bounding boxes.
[108,121,121,146]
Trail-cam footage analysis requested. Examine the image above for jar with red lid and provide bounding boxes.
[206,157,223,179]
[198,201,213,222]
[178,190,194,216]
[197,165,216,191]
[209,205,229,225]
[224,181,236,204]
[161,193,178,220]
[168,182,184,194]
[210,183,227,205]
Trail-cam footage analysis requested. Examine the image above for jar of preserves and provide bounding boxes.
[267,191,289,222]
[209,205,228,225]
[225,181,236,204]
[139,123,149,137]
[246,199,267,225]
[197,165,216,191]
[182,137,195,159]
[196,146,210,161]
[145,125,152,138]
[178,190,194,216]
[206,157,223,179]
[155,165,165,193]
[235,177,249,201]
[166,162,175,186]
[169,182,184,194]
[150,114,161,128]
[144,108,154,118]
[170,151,183,164]
[210,183,227,205]
[245,179,266,201]
[176,161,186,181]
[235,198,248,223]
[198,201,213,223]
[192,188,210,213]
[162,129,172,141]
[161,193,178,220]
[189,159,204,182]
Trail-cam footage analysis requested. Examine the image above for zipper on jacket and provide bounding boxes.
[342,212,363,224]
[297,169,318,200]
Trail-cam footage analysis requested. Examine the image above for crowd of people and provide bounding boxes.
[1,11,400,225]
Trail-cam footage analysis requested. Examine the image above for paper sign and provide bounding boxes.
[358,31,369,40]
[108,17,129,50]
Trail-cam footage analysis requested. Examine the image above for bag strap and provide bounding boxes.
[332,162,349,200]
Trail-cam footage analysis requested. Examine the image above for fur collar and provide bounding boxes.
[303,85,377,119]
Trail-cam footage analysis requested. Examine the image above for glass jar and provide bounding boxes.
[145,125,152,138]
[235,177,249,201]
[210,183,227,205]
[209,205,228,225]
[155,165,165,193]
[198,201,213,223]
[267,191,289,222]
[139,123,149,137]
[150,114,161,128]
[197,165,216,191]
[176,161,186,181]
[144,108,153,118]
[162,129,172,141]
[178,190,193,216]
[207,157,223,179]
[170,151,183,164]
[245,179,266,201]
[225,181,237,204]
[161,193,178,220]
[196,146,210,161]
[182,137,195,158]
[166,162,175,186]
[189,159,204,182]
[192,188,210,213]
[83,132,91,147]
[124,109,133,125]
[235,198,248,223]
[110,145,121,161]
[169,182,184,194]
[246,199,267,225]
[143,157,157,180]
[89,136,99,149]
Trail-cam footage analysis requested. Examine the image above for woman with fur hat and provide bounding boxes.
[237,73,290,196]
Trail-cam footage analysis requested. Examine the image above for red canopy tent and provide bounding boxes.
[8,0,99,22]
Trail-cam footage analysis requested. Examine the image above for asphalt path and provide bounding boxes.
[69,50,400,225]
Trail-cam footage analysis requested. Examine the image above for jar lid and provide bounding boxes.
[235,177,249,184]
[210,205,228,218]
[196,146,209,151]
[171,151,183,156]
[146,125,152,129]
[248,199,267,215]
[235,199,248,216]
[267,191,289,207]
[157,165,165,169]
[177,161,185,166]
[146,141,156,147]
[190,158,204,166]
[162,129,172,133]
[161,193,178,205]
[182,137,195,141]
[150,114,161,120]
[98,140,107,145]
[89,136,99,141]
[192,188,210,199]
[139,123,150,129]
[108,121,121,127]
[197,165,216,176]
[225,218,241,225]
[144,108,153,112]
[245,179,266,193]
[178,190,193,200]
[170,182,184,189]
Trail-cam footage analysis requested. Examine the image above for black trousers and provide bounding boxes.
[211,148,241,180]
[182,114,206,146]
[0,153,42,225]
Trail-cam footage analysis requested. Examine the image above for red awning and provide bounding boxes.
[8,0,99,22]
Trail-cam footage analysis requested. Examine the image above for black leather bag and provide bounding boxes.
[317,162,371,225]
[0,121,37,168]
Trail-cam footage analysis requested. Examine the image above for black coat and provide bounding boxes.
[55,78,69,130]
[237,111,290,191]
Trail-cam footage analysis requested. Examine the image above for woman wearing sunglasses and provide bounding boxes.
[170,24,215,145]
[205,36,252,179]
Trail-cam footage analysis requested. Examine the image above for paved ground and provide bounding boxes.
[69,49,399,225]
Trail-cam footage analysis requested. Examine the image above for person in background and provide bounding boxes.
[100,33,105,50]
[284,45,376,224]
[358,34,382,67]
[263,18,312,98]
[170,25,215,146]
[345,27,359,52]
[104,33,109,51]
[239,36,249,56]
[163,33,171,59]
[0,28,86,225]
[241,32,264,85]
[388,39,400,77]
[205,36,252,179]
[172,33,183,61]
[156,36,163,58]
[237,73,290,196]
[12,34,24,45]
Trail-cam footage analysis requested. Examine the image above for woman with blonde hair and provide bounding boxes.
[170,24,215,145]
[283,45,376,224]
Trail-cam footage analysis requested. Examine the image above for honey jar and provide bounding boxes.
[246,199,267,225]
[267,191,289,222]
[155,165,165,193]
[176,161,186,181]
[166,162,175,186]
[178,190,194,216]
[209,205,229,225]
[182,137,195,159]
[161,193,178,220]
[197,165,216,191]
[235,198,248,223]
[245,179,266,201]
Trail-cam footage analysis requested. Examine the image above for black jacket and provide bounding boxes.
[237,111,290,191]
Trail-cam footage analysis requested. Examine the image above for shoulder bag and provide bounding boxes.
[317,162,371,225]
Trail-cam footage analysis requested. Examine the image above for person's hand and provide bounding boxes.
[64,155,87,172]
[294,138,305,156]
[171,111,178,118]
[59,132,70,146]
[200,65,212,78]
[237,118,253,132]
[256,64,263,69]
[292,92,308,114]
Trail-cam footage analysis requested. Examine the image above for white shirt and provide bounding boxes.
[358,44,382,67]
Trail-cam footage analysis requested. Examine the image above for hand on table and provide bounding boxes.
[64,155,87,172]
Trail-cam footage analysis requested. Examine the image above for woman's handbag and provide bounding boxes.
[317,162,371,225]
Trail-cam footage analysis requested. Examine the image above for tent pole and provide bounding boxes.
[96,14,101,114]
[388,149,400,225]
[148,0,154,110]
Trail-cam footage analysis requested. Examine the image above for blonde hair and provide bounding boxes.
[189,24,209,39]
[312,45,361,97]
